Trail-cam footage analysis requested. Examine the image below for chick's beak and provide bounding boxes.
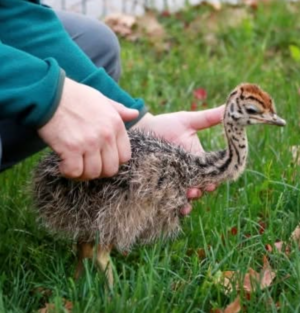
[261,114,286,127]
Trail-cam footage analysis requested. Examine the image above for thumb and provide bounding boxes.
[110,100,139,122]
[187,105,225,131]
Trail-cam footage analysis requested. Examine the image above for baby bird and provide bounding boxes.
[32,83,285,286]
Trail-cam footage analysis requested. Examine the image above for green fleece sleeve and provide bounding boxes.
[0,41,65,127]
[0,0,146,128]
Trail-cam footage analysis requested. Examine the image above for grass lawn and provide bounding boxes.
[1,1,300,312]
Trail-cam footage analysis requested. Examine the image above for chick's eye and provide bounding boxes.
[246,107,259,114]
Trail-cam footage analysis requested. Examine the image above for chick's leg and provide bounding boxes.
[75,242,94,279]
[96,245,113,288]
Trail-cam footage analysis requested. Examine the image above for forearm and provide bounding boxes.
[0,0,146,127]
[0,41,64,127]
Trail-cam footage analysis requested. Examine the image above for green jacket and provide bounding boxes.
[0,0,146,128]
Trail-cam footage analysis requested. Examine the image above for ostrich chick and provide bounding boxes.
[32,83,286,287]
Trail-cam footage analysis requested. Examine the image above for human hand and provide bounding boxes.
[38,78,138,180]
[132,106,225,204]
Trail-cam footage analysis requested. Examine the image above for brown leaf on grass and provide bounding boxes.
[105,11,166,51]
[202,0,222,11]
[266,240,292,255]
[266,224,300,255]
[223,296,241,313]
[214,256,275,313]
[217,256,275,293]
[39,299,73,313]
[230,226,238,236]
[242,258,275,292]
[137,11,166,41]
[219,271,236,294]
[260,255,276,289]
[242,268,261,292]
[211,296,241,313]
[243,0,258,10]
[104,13,137,39]
[218,224,300,313]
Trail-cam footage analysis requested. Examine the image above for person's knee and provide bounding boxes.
[90,22,121,82]
[56,11,122,82]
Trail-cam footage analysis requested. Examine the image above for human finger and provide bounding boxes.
[110,100,139,122]
[187,188,203,200]
[79,151,102,181]
[116,126,132,164]
[187,105,225,131]
[59,154,84,179]
[180,203,193,215]
[100,140,120,178]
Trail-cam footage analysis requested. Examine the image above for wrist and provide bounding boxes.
[131,112,155,129]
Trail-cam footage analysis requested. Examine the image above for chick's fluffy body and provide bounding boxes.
[33,130,219,251]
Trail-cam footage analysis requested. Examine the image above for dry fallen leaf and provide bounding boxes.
[243,0,258,9]
[243,257,275,292]
[220,271,236,294]
[202,0,222,11]
[104,11,166,49]
[266,224,300,255]
[215,255,275,312]
[217,256,275,294]
[223,296,241,313]
[39,299,73,313]
[242,268,261,292]
[260,255,276,289]
[104,13,137,39]
[216,223,300,312]
[266,241,285,253]
[137,11,166,40]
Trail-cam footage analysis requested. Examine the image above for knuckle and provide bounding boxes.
[65,141,81,154]
[85,134,99,149]
[111,115,123,130]
[101,129,113,143]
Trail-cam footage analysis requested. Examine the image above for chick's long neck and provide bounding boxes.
[188,100,249,187]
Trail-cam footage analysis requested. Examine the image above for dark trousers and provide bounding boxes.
[0,11,121,171]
